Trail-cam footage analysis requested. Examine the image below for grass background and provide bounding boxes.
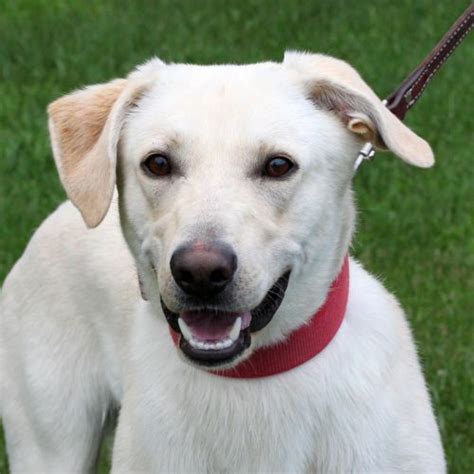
[0,0,472,472]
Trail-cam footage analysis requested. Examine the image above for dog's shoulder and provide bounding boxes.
[1,195,136,319]
[337,257,420,389]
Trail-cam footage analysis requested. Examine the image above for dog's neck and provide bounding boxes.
[170,255,349,378]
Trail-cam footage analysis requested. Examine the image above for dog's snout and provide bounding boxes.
[170,241,237,297]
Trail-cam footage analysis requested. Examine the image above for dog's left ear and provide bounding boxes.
[283,51,434,167]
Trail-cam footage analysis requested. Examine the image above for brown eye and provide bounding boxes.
[142,154,171,177]
[263,156,294,178]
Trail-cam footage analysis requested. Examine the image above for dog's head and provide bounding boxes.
[48,52,433,370]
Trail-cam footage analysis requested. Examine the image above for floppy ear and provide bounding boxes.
[48,78,147,227]
[283,51,434,168]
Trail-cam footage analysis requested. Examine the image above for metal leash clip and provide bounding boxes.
[354,100,387,171]
[354,142,376,171]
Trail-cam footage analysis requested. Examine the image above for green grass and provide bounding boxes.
[1,0,472,472]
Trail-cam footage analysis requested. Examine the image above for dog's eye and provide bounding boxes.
[263,156,294,178]
[142,154,171,177]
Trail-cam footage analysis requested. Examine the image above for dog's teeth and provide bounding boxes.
[178,318,193,342]
[187,333,237,351]
[229,317,242,342]
[189,338,204,350]
[222,338,233,348]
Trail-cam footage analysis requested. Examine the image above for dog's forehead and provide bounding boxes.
[149,61,293,102]
[125,62,326,159]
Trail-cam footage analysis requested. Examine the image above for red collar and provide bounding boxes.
[170,256,349,378]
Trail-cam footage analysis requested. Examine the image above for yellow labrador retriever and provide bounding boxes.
[0,52,445,472]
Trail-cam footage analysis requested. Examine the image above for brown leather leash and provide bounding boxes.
[355,4,473,169]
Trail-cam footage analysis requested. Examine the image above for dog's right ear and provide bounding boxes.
[48,78,148,227]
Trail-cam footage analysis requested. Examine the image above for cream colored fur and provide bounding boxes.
[0,53,444,473]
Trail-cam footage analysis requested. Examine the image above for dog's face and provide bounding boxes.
[48,53,434,370]
[118,62,360,367]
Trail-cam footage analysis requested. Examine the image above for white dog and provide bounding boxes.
[0,52,445,473]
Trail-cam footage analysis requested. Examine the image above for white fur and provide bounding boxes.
[0,54,445,473]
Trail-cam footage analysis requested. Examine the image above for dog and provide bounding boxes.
[0,52,445,473]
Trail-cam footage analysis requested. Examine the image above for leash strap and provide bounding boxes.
[355,4,473,170]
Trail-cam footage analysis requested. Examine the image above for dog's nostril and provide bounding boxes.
[210,268,229,285]
[179,270,194,285]
[170,241,237,297]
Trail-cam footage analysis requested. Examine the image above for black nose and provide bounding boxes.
[170,241,237,297]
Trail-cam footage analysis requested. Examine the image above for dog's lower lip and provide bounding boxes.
[160,271,290,367]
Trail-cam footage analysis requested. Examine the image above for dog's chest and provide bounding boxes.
[157,377,318,471]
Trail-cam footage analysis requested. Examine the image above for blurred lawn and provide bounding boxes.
[0,0,473,472]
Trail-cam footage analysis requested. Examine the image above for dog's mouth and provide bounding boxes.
[161,272,290,368]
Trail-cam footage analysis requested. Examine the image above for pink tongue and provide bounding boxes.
[180,310,251,341]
